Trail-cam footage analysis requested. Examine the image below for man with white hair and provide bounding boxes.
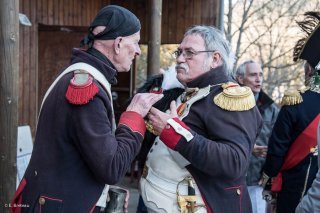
[235,60,279,213]
[11,5,162,213]
[140,25,262,213]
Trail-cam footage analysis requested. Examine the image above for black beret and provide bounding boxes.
[81,5,141,46]
[293,12,320,70]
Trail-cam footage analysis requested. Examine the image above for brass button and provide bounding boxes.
[39,197,45,205]
[142,165,149,178]
[236,189,241,195]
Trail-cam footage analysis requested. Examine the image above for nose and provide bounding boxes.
[256,75,262,82]
[176,52,186,64]
[135,45,141,56]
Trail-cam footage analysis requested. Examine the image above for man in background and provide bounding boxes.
[235,60,279,213]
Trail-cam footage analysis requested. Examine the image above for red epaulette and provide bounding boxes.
[65,70,99,105]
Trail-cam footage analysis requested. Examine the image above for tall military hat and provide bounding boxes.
[282,11,320,106]
[293,11,320,71]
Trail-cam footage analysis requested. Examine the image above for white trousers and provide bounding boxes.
[248,185,267,213]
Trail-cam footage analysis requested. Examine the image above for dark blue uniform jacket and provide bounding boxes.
[12,49,144,212]
[264,90,320,213]
[160,67,262,213]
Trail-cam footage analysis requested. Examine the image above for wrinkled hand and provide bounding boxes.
[147,101,178,135]
[252,144,268,157]
[126,93,163,117]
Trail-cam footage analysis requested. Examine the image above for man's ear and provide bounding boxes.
[237,76,244,85]
[210,52,222,69]
[114,37,122,54]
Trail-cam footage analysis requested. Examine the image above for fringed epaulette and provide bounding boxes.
[280,89,303,106]
[65,70,99,105]
[213,82,256,111]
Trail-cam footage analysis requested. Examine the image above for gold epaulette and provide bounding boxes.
[280,89,303,106]
[213,82,256,111]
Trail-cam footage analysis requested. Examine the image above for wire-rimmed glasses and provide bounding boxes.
[172,49,216,59]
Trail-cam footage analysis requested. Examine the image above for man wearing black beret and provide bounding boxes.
[262,11,320,213]
[11,5,163,213]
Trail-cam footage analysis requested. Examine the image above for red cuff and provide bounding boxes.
[160,118,190,149]
[119,111,146,136]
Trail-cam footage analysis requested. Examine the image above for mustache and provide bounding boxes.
[175,64,189,72]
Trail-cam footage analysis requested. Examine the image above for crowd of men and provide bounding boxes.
[10,5,320,213]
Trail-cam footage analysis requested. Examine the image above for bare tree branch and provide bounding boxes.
[225,0,319,102]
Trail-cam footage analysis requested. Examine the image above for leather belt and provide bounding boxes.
[142,165,201,195]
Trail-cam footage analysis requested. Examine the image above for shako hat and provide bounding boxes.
[293,11,320,71]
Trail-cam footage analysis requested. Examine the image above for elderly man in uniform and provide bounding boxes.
[139,25,262,213]
[11,5,162,213]
[262,11,320,213]
[235,60,279,213]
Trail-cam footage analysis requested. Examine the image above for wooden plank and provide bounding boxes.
[76,0,82,26]
[63,0,69,25]
[201,0,216,26]
[80,0,86,26]
[0,0,19,211]
[134,0,147,44]
[67,0,72,25]
[147,0,162,77]
[167,0,177,44]
[22,0,31,125]
[193,0,201,24]
[53,0,59,25]
[58,0,64,25]
[18,0,24,126]
[161,0,169,43]
[29,0,38,130]
[176,0,186,43]
[41,0,48,24]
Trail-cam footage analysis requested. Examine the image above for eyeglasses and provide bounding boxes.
[172,49,216,59]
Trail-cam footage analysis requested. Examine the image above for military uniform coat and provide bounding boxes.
[11,48,145,213]
[159,67,262,213]
[263,89,320,213]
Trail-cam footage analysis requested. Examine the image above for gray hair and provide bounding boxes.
[235,60,260,79]
[184,25,236,75]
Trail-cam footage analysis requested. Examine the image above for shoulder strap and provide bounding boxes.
[40,62,116,131]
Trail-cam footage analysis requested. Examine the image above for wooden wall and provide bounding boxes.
[19,0,219,136]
